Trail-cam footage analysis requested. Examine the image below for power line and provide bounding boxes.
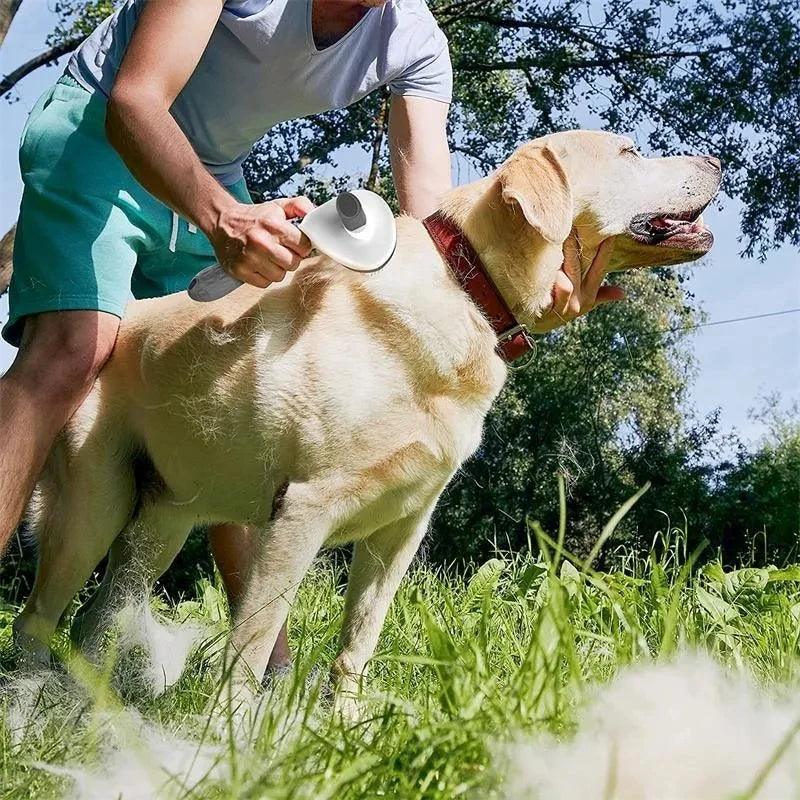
[667,307,800,335]
[608,307,800,360]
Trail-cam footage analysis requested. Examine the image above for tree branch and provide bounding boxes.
[248,136,340,197]
[435,0,498,28]
[456,47,732,73]
[453,14,654,53]
[365,89,390,191]
[1,36,82,97]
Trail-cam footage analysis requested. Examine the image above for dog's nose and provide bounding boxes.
[700,155,722,172]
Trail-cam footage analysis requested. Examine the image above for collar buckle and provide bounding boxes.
[497,323,529,343]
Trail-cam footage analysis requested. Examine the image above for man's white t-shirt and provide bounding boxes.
[68,0,453,186]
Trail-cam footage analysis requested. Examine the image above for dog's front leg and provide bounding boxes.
[332,506,434,717]
[227,482,332,691]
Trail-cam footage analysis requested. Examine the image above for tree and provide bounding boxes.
[241,0,800,259]
[710,399,800,564]
[429,265,715,562]
[0,0,24,46]
[2,1,799,284]
[0,0,111,96]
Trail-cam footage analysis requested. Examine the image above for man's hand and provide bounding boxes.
[531,236,624,333]
[210,197,315,289]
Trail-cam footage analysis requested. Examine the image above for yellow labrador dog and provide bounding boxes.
[14,131,721,699]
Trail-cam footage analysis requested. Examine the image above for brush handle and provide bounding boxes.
[187,264,243,302]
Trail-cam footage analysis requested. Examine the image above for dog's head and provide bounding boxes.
[449,130,722,324]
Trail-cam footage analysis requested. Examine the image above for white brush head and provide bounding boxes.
[298,189,396,272]
[187,189,396,302]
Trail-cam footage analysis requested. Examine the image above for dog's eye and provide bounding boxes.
[620,145,641,158]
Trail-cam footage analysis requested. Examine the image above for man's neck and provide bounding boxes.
[311,1,372,49]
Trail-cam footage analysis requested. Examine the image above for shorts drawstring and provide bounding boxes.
[169,211,179,253]
[169,214,199,252]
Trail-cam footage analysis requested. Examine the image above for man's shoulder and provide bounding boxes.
[383,0,449,68]
[380,2,452,101]
[389,0,448,45]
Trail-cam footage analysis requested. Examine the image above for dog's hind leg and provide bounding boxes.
[13,437,136,668]
[71,497,195,656]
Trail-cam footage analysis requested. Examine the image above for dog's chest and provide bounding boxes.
[322,400,489,546]
[278,346,497,546]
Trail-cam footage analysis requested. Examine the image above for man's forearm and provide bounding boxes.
[106,91,236,237]
[393,139,451,218]
[396,166,451,219]
[389,96,452,219]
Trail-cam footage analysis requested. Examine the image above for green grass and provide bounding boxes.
[2,520,800,799]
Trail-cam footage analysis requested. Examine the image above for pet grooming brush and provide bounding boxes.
[187,190,397,302]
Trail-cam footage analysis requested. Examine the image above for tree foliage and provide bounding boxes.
[711,401,800,562]
[23,0,796,254]
[236,0,800,258]
[430,266,703,561]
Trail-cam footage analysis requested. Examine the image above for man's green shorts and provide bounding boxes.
[4,75,251,347]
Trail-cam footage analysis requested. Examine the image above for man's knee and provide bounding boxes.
[11,311,119,401]
[51,331,116,394]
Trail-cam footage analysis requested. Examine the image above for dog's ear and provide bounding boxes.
[498,145,573,244]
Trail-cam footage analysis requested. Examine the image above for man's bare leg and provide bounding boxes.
[0,311,120,556]
[208,522,291,668]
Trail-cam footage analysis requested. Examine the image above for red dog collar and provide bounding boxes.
[422,211,534,363]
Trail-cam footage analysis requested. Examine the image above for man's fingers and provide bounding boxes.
[232,246,293,284]
[264,241,301,272]
[270,217,313,258]
[230,264,272,289]
[249,225,303,271]
[273,195,316,219]
[561,234,582,287]
[593,284,626,306]
[583,237,617,298]
[552,270,575,318]
[244,272,272,289]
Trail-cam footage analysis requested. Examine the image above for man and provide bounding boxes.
[0,0,620,665]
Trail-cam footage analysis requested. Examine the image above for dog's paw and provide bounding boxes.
[10,623,53,673]
[260,662,292,691]
[332,689,369,724]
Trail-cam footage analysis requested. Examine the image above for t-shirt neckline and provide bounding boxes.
[305,0,377,54]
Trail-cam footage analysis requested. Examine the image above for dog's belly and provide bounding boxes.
[131,399,291,526]
[122,358,291,526]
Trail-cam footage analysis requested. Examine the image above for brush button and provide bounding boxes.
[336,192,367,232]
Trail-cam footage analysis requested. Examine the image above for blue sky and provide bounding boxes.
[1,1,798,447]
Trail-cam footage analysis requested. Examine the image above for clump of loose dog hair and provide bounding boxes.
[9,688,226,800]
[499,654,800,800]
[2,602,220,799]
[3,670,84,747]
[52,712,226,800]
[114,601,207,697]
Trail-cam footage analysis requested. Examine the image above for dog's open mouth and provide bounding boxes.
[627,208,714,253]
